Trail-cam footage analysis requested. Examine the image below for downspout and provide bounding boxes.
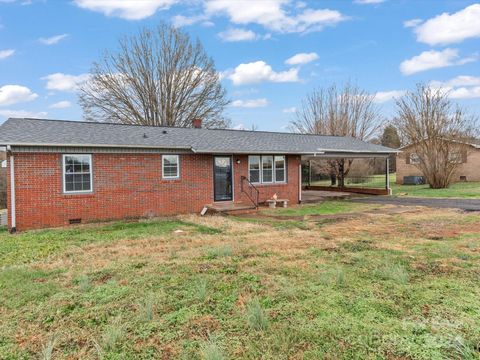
[298,162,302,204]
[6,145,16,233]
[386,157,391,195]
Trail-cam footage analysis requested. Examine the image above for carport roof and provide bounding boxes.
[0,118,397,155]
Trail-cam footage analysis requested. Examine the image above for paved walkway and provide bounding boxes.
[351,196,480,211]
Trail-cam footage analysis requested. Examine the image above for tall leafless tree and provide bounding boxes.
[395,84,478,189]
[78,23,230,128]
[291,82,381,184]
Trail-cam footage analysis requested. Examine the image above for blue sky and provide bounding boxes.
[0,0,479,131]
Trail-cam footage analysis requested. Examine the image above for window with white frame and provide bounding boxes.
[409,153,420,165]
[275,156,286,182]
[249,155,287,184]
[249,156,260,183]
[262,156,273,183]
[162,154,179,179]
[63,154,92,193]
[449,151,463,164]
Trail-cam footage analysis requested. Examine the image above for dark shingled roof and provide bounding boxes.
[0,118,396,155]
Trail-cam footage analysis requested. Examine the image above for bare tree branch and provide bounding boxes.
[395,84,479,189]
[291,82,382,182]
[78,23,230,128]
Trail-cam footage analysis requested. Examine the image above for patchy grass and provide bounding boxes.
[391,181,480,198]
[260,200,377,217]
[0,218,220,266]
[0,206,479,359]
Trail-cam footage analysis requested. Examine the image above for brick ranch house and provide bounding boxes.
[396,140,480,184]
[0,118,395,232]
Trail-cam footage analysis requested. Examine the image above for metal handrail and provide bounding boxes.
[240,176,259,209]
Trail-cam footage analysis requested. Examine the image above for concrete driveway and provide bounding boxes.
[351,196,480,211]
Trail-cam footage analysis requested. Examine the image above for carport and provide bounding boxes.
[301,151,395,198]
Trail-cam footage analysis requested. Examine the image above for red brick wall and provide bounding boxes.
[7,152,301,231]
[233,155,301,205]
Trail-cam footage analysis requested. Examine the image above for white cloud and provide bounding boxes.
[374,90,405,103]
[285,52,318,65]
[431,75,480,88]
[0,109,47,119]
[403,18,422,28]
[231,98,268,108]
[218,28,257,42]
[204,0,348,34]
[449,87,480,99]
[0,49,15,60]
[412,4,480,45]
[171,14,208,27]
[399,48,476,75]
[354,0,385,4]
[430,76,480,99]
[282,107,297,113]
[38,34,68,45]
[0,85,38,106]
[49,100,72,109]
[227,61,300,85]
[74,0,179,20]
[233,123,247,130]
[42,73,90,92]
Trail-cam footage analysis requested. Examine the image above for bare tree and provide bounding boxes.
[79,23,230,128]
[291,82,381,185]
[395,84,478,189]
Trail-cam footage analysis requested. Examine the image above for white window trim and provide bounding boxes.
[248,155,261,184]
[249,155,287,184]
[410,153,420,165]
[261,155,274,184]
[62,154,93,194]
[274,155,287,184]
[162,154,180,179]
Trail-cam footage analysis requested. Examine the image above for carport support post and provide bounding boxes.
[308,160,312,186]
[339,159,345,188]
[385,157,391,195]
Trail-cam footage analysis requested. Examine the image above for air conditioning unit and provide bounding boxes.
[403,176,425,185]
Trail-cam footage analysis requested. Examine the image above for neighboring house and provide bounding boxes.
[0,118,395,231]
[396,141,480,184]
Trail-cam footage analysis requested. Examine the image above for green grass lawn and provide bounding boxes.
[0,206,479,359]
[391,181,480,198]
[310,173,480,198]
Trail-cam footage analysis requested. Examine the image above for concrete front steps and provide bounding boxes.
[202,201,258,215]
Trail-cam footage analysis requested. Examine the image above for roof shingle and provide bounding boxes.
[0,118,396,155]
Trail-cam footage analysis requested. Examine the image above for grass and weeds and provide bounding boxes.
[310,173,480,198]
[260,200,377,217]
[391,181,480,198]
[0,204,479,359]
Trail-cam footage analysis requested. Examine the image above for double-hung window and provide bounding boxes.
[63,154,93,193]
[274,156,286,183]
[162,155,180,179]
[262,156,273,183]
[249,155,286,184]
[249,156,261,183]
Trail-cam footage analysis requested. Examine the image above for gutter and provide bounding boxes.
[6,145,16,233]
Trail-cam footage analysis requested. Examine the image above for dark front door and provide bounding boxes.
[214,156,233,201]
